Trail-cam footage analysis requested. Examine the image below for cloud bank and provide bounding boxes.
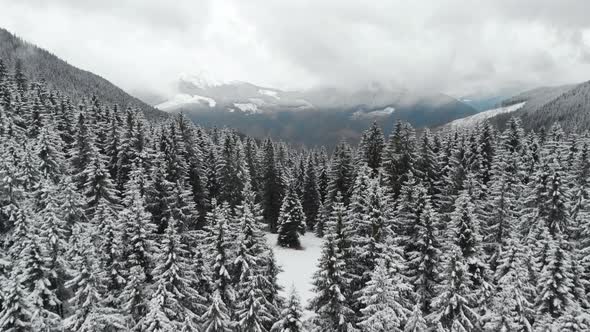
[1,0,589,97]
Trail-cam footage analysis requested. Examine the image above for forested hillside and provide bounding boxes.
[1,57,590,332]
[489,82,590,132]
[0,28,166,120]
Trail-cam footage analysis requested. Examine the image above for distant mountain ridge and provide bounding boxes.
[158,74,478,147]
[487,82,589,131]
[0,28,167,120]
[440,81,590,133]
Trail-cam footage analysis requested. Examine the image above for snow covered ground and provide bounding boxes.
[446,101,526,128]
[265,232,323,311]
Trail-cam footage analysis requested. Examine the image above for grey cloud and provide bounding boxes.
[0,0,589,98]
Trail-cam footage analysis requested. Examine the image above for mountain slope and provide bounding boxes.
[158,76,477,147]
[0,28,166,120]
[445,102,526,128]
[486,82,587,131]
[517,81,590,131]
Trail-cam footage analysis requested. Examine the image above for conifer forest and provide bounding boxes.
[1,58,590,332]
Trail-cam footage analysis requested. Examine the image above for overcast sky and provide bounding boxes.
[1,0,590,98]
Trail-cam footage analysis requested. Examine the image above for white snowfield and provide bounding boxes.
[156,93,216,110]
[265,233,323,314]
[446,101,526,128]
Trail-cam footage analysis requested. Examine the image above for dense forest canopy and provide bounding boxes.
[0,58,589,332]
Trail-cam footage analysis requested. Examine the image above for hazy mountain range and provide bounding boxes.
[2,26,589,146]
[155,74,478,146]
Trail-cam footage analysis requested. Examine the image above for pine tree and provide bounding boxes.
[56,176,86,240]
[570,142,590,240]
[394,173,427,253]
[404,305,428,332]
[139,283,177,332]
[236,274,273,332]
[357,259,410,332]
[139,219,202,330]
[169,179,198,232]
[19,235,62,330]
[314,200,328,238]
[36,124,65,183]
[120,266,148,329]
[121,182,156,283]
[0,271,33,332]
[277,181,306,249]
[260,248,284,331]
[429,248,480,331]
[145,160,174,234]
[271,286,304,332]
[161,123,189,185]
[19,143,41,192]
[382,121,416,200]
[535,236,576,320]
[14,59,27,94]
[260,138,283,233]
[405,197,442,314]
[309,206,356,332]
[202,291,232,332]
[36,192,69,318]
[415,128,441,199]
[93,199,126,303]
[449,190,488,290]
[544,158,571,237]
[70,114,95,189]
[209,200,236,314]
[481,148,522,271]
[65,225,126,331]
[485,239,535,331]
[216,133,249,206]
[190,247,213,317]
[82,146,120,217]
[326,140,355,206]
[233,183,267,283]
[350,176,389,312]
[358,121,385,174]
[302,155,321,231]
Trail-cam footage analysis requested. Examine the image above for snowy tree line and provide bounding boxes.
[0,58,590,331]
[305,119,590,331]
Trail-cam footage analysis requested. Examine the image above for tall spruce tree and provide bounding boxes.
[309,193,356,331]
[382,121,416,200]
[358,121,385,174]
[326,140,355,206]
[260,138,284,233]
[271,286,304,332]
[429,248,481,331]
[302,155,321,231]
[277,181,306,249]
[358,259,411,332]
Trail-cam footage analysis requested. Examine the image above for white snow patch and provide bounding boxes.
[156,93,216,110]
[447,102,526,128]
[234,102,262,114]
[351,106,395,120]
[259,89,280,99]
[265,232,323,312]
